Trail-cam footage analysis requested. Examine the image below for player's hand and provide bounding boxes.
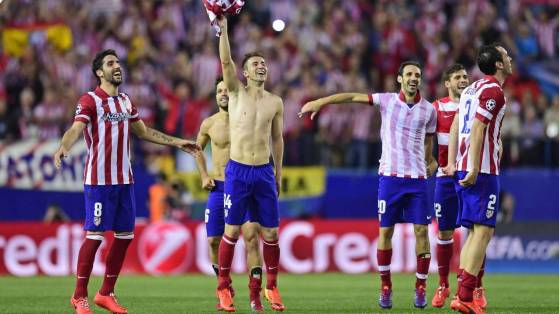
[53,146,69,170]
[275,174,282,196]
[442,163,456,176]
[298,100,323,120]
[426,159,438,177]
[201,176,215,190]
[178,140,201,155]
[216,15,227,31]
[459,170,478,187]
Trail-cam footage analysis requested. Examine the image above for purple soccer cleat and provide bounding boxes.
[414,286,427,309]
[378,286,392,309]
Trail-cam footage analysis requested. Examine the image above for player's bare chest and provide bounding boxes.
[209,120,230,147]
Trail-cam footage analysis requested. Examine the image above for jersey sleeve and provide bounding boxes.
[475,87,505,124]
[426,105,437,134]
[74,94,95,124]
[368,93,391,107]
[122,93,140,122]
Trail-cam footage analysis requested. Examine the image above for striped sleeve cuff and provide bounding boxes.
[74,115,90,123]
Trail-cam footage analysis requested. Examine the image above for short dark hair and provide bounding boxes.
[442,63,466,82]
[241,51,265,70]
[215,76,224,87]
[92,49,118,85]
[397,60,422,77]
[477,43,503,75]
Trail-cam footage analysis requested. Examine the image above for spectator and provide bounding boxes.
[544,95,559,167]
[149,172,169,223]
[520,105,545,166]
[0,91,18,142]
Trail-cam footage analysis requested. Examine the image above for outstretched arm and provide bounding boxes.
[194,120,215,190]
[271,100,284,195]
[298,93,370,120]
[217,17,241,93]
[54,121,86,169]
[130,120,200,154]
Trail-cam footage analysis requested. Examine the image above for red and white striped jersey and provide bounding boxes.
[456,76,506,175]
[368,91,437,179]
[74,86,140,185]
[433,97,458,177]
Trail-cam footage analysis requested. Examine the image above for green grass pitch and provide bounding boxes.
[0,273,557,313]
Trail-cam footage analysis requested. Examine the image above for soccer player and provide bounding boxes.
[445,44,512,314]
[54,49,200,314]
[431,64,471,307]
[194,77,264,311]
[299,61,438,309]
[214,16,285,312]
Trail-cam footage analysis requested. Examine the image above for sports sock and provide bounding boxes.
[416,253,431,289]
[456,268,464,296]
[458,270,477,302]
[212,264,219,276]
[218,235,237,290]
[263,239,280,289]
[73,235,103,299]
[476,256,486,288]
[248,267,263,301]
[99,234,133,296]
[377,248,393,289]
[436,238,454,287]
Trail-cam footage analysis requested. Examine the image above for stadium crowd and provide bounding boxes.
[1,0,558,170]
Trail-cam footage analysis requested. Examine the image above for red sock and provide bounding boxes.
[218,235,237,290]
[248,267,263,301]
[377,249,392,289]
[73,236,103,298]
[99,235,133,296]
[416,253,431,289]
[436,238,454,287]
[477,256,486,288]
[456,268,464,296]
[458,270,477,302]
[263,239,280,289]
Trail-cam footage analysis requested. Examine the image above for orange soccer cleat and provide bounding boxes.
[216,287,236,312]
[94,292,128,314]
[70,296,93,314]
[450,297,486,314]
[264,287,285,312]
[432,286,451,308]
[473,287,487,309]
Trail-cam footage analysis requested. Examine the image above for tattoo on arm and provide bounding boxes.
[150,129,175,145]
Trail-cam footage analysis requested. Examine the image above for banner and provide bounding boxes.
[0,139,87,191]
[0,220,461,276]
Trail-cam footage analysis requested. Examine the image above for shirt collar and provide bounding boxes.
[94,86,111,99]
[484,75,501,87]
[398,90,421,104]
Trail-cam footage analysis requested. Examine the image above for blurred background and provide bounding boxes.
[0,0,558,276]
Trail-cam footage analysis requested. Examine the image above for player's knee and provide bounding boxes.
[224,224,241,239]
[208,237,221,251]
[261,227,278,242]
[439,230,454,240]
[413,225,428,238]
[379,227,395,239]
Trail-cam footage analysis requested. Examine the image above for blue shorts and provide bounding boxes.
[84,184,136,232]
[224,160,279,228]
[454,171,500,228]
[435,176,459,231]
[377,176,430,227]
[205,180,251,237]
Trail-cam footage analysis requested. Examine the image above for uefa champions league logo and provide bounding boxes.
[485,99,496,111]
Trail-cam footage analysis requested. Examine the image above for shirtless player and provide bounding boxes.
[194,77,263,311]
[214,16,285,313]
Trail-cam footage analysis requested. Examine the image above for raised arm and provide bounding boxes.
[130,120,200,154]
[54,121,87,169]
[217,17,241,93]
[194,119,215,190]
[298,93,370,120]
[271,99,284,195]
[443,114,459,176]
